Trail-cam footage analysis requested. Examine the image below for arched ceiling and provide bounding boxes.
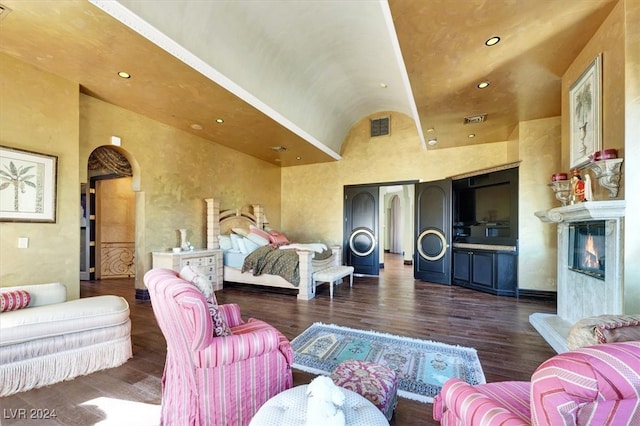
[0,0,618,166]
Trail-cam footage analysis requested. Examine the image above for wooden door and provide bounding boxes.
[414,179,451,284]
[344,185,379,275]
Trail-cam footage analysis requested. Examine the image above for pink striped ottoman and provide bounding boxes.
[330,359,398,421]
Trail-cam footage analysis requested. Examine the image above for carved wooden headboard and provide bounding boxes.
[205,198,264,249]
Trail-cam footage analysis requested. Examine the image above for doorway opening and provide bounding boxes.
[381,185,414,268]
[344,181,416,276]
[81,146,136,281]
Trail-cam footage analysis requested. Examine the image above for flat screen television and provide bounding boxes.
[453,168,518,245]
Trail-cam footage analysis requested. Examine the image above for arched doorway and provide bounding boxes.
[81,146,136,281]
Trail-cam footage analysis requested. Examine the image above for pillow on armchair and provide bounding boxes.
[179,266,231,337]
[207,302,232,337]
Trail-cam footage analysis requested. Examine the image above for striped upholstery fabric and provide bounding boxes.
[531,341,640,425]
[144,268,293,426]
[433,379,531,426]
[433,341,640,426]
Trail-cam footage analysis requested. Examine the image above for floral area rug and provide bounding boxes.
[290,322,486,403]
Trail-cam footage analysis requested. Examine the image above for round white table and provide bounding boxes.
[250,384,389,425]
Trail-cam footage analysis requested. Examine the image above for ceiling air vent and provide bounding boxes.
[370,116,390,137]
[463,113,487,125]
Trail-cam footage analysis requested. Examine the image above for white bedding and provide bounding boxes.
[277,243,328,253]
[222,242,329,270]
[223,250,246,269]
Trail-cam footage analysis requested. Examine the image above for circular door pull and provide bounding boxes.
[349,228,376,257]
[417,229,447,261]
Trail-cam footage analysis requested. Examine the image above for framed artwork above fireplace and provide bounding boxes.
[569,54,602,169]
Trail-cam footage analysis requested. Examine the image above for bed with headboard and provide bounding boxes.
[205,198,341,300]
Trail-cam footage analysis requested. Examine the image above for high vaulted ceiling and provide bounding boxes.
[0,0,618,166]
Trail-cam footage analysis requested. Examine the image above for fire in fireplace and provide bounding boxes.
[568,221,606,280]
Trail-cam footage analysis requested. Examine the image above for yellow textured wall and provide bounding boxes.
[0,54,81,298]
[79,95,281,289]
[562,0,626,199]
[561,0,639,312]
[281,112,512,245]
[623,0,640,313]
[0,54,282,295]
[98,177,135,243]
[518,117,562,291]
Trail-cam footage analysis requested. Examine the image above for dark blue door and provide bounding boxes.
[344,185,379,276]
[414,179,451,284]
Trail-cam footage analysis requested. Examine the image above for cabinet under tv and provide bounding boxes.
[451,167,518,296]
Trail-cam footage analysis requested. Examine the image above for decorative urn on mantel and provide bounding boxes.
[547,157,623,207]
[585,158,624,198]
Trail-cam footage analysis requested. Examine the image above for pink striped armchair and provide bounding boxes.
[433,341,640,425]
[144,268,293,426]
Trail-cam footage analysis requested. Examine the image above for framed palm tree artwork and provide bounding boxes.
[569,54,602,169]
[0,146,58,222]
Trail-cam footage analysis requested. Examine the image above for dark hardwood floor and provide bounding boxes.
[1,254,557,425]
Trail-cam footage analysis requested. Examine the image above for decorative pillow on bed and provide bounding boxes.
[249,225,271,244]
[268,229,290,246]
[0,289,31,312]
[232,227,249,237]
[230,233,241,251]
[218,234,233,251]
[246,230,269,247]
[238,237,261,254]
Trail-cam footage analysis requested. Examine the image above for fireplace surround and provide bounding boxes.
[531,200,625,352]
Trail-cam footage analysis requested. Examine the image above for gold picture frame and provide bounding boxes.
[0,145,58,223]
[569,54,602,169]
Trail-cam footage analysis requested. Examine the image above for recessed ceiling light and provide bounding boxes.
[426,127,435,133]
[117,71,131,79]
[380,83,388,88]
[191,123,203,130]
[215,118,224,124]
[485,36,500,46]
[468,133,476,138]
[477,81,490,89]
[427,138,437,146]
[296,156,302,160]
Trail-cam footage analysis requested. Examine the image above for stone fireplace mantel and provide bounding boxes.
[535,200,626,223]
[531,200,626,353]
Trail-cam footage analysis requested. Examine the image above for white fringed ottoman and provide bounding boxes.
[249,384,388,425]
[331,359,399,421]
